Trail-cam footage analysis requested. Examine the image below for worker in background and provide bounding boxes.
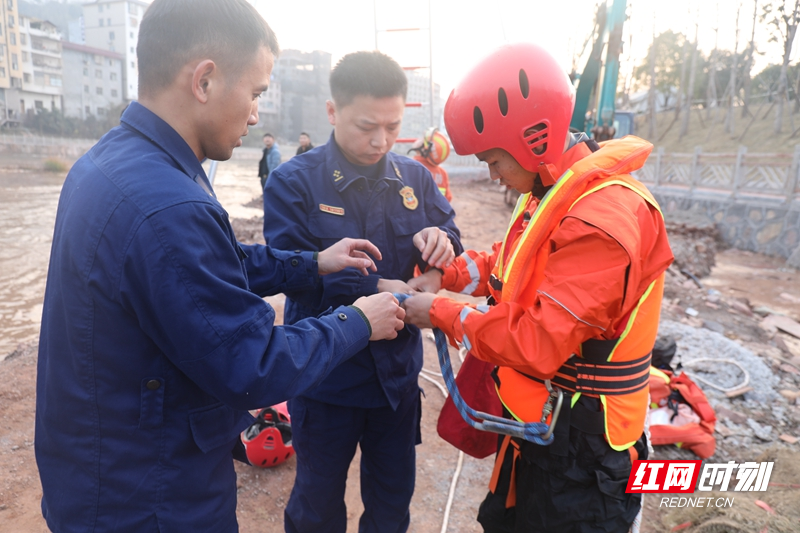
[259,132,281,189]
[35,1,406,531]
[296,131,314,155]
[402,43,673,533]
[408,127,453,202]
[263,51,463,533]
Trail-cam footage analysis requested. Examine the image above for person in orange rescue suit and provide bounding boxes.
[408,127,453,202]
[402,43,674,533]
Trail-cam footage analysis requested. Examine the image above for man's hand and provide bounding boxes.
[412,227,455,269]
[407,269,442,294]
[352,293,406,341]
[318,238,382,276]
[377,278,415,296]
[400,292,437,329]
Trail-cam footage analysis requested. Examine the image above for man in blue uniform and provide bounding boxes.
[263,51,463,533]
[35,2,405,532]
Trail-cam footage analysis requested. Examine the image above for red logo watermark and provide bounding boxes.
[626,460,702,493]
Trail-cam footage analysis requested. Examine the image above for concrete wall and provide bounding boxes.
[654,191,800,260]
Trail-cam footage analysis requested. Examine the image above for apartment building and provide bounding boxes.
[62,41,123,119]
[82,0,148,101]
[19,16,62,114]
[0,0,23,124]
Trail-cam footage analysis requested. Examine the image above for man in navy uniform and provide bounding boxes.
[35,2,405,532]
[263,51,462,533]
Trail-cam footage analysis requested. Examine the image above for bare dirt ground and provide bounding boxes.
[1,150,799,532]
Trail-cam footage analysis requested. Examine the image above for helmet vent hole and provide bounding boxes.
[473,106,484,133]
[524,123,548,156]
[497,88,508,116]
[519,69,530,99]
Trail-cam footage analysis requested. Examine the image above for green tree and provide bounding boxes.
[634,30,688,109]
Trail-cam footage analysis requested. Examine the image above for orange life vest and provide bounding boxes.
[490,137,666,451]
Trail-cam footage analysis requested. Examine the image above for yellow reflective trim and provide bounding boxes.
[606,279,657,362]
[571,392,582,408]
[503,170,575,283]
[569,179,663,216]
[600,395,638,451]
[650,366,671,384]
[496,192,531,279]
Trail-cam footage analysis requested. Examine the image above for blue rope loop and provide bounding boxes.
[394,293,554,446]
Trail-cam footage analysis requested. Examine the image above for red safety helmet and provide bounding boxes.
[409,127,451,166]
[241,402,295,468]
[443,43,575,185]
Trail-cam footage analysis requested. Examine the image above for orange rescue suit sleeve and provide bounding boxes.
[430,218,630,379]
[438,243,502,297]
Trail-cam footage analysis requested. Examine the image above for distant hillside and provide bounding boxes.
[634,104,800,154]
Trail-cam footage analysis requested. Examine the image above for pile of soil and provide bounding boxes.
[664,210,723,278]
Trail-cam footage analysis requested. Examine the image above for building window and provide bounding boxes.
[34,100,43,110]
[11,53,17,70]
[110,72,117,80]
[129,46,133,53]
[19,33,25,45]
[0,67,5,77]
[8,15,13,28]
[49,75,60,86]
[94,55,102,65]
[98,107,107,116]
[95,69,102,78]
[7,0,12,9]
[111,89,117,97]
[22,72,29,83]
[85,105,90,115]
[0,24,4,36]
[129,31,133,38]
[107,59,112,66]
[34,71,44,84]
[98,4,103,12]
[130,61,135,68]
[84,84,88,93]
[10,76,20,87]
[107,18,111,26]
[21,51,26,61]
[9,32,15,45]
[83,67,88,76]
[99,19,103,27]
[109,31,114,40]
[96,87,102,95]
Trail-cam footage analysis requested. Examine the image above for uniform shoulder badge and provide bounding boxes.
[398,186,418,210]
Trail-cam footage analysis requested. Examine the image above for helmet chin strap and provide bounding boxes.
[537,163,559,187]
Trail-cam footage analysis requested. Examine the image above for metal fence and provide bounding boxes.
[638,145,800,202]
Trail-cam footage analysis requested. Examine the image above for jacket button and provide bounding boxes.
[338,313,347,321]
[146,379,161,390]
[291,259,299,266]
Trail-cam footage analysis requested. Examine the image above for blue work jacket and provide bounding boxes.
[35,103,371,533]
[263,135,462,409]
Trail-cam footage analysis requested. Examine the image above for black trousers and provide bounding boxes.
[477,397,645,533]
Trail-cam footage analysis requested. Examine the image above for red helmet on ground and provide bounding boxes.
[410,127,451,166]
[443,43,575,185]
[241,402,294,468]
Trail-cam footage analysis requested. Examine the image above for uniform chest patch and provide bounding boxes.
[398,186,418,210]
[319,203,345,216]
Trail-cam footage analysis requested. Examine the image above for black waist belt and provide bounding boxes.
[517,337,652,396]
